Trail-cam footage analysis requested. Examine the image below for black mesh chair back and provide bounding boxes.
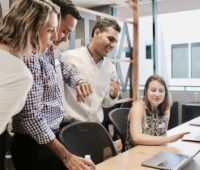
[109,108,130,151]
[120,101,133,108]
[59,122,117,164]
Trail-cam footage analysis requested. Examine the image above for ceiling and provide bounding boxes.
[140,0,200,16]
[72,0,129,8]
[72,0,200,18]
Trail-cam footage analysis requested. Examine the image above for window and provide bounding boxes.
[171,44,189,78]
[191,42,200,78]
[146,45,152,59]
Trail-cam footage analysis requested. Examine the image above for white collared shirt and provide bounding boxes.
[62,47,118,123]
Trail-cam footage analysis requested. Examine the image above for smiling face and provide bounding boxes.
[93,26,119,56]
[53,14,77,46]
[38,12,59,53]
[147,80,166,108]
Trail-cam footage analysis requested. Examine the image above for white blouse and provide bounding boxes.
[0,49,33,134]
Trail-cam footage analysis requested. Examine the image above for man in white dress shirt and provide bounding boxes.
[62,19,121,124]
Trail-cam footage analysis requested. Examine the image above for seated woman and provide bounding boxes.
[125,75,189,150]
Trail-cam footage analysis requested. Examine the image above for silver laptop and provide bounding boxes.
[189,117,200,126]
[182,134,200,142]
[141,151,199,170]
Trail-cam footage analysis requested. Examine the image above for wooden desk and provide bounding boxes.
[97,117,200,170]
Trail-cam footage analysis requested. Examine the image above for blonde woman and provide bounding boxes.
[0,0,60,169]
[125,75,189,149]
[11,0,95,169]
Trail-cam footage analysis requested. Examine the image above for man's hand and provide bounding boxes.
[109,78,120,99]
[76,81,92,102]
[65,154,96,170]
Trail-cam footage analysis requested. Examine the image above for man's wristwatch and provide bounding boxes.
[62,152,72,165]
[77,79,88,85]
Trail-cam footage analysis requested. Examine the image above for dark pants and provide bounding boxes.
[0,130,10,170]
[11,133,67,170]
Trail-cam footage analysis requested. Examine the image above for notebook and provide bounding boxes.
[182,133,200,142]
[141,151,199,170]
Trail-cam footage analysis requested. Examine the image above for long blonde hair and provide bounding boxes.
[0,0,60,55]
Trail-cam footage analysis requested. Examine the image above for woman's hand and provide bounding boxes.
[168,132,190,143]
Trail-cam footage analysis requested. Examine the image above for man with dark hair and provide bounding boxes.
[91,19,121,37]
[51,0,82,46]
[62,19,121,124]
[11,0,95,170]
[52,0,81,17]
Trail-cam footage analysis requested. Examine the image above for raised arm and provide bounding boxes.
[102,66,120,108]
[59,51,92,102]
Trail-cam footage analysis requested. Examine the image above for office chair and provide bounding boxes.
[109,108,130,152]
[59,122,117,164]
[120,101,133,108]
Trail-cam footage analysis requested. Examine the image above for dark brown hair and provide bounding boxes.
[51,0,81,19]
[91,18,121,38]
[143,75,171,116]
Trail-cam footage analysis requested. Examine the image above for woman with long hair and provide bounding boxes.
[0,0,60,169]
[125,75,189,150]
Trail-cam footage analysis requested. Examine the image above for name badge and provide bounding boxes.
[55,59,60,67]
[159,122,165,129]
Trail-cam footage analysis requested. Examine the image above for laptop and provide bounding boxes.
[189,117,200,126]
[182,133,200,142]
[141,151,199,170]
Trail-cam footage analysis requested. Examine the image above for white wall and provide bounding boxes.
[1,0,9,16]
[139,16,154,85]
[139,9,200,86]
